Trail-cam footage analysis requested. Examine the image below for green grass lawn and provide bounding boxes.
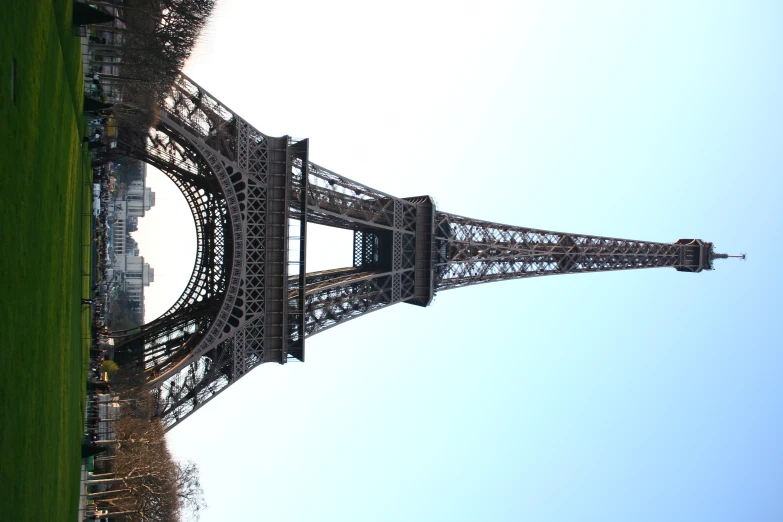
[0,0,91,519]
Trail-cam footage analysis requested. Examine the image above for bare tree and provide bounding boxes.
[87,374,207,521]
[93,417,179,520]
[175,461,207,521]
[88,0,215,86]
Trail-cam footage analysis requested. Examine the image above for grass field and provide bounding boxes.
[0,0,91,519]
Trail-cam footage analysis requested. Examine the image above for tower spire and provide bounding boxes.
[711,251,746,260]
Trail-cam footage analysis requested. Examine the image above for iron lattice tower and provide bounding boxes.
[111,73,735,431]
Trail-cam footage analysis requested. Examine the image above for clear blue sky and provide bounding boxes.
[133,2,783,520]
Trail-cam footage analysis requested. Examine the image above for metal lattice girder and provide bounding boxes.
[142,317,212,378]
[353,230,377,267]
[291,268,365,289]
[166,76,239,161]
[435,212,684,290]
[290,269,417,338]
[292,161,417,232]
[301,272,394,337]
[151,341,235,431]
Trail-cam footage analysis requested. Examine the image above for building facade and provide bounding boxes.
[108,162,156,321]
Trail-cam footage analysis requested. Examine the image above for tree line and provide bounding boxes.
[87,367,206,521]
[86,0,216,129]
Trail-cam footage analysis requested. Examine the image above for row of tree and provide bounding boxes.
[85,0,216,129]
[87,367,205,520]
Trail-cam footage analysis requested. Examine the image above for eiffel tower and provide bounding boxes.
[110,73,739,431]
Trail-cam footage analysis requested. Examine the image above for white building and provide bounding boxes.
[109,163,156,320]
[115,255,154,292]
[112,164,155,257]
[113,255,154,320]
[125,179,156,218]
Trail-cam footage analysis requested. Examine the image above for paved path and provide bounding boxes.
[76,464,87,522]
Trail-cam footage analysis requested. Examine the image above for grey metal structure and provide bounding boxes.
[112,73,736,431]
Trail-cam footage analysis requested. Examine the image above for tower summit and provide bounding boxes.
[110,73,739,430]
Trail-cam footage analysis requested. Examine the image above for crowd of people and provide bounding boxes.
[82,297,112,448]
[82,127,116,452]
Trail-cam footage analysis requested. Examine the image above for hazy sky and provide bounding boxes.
[133,2,783,521]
